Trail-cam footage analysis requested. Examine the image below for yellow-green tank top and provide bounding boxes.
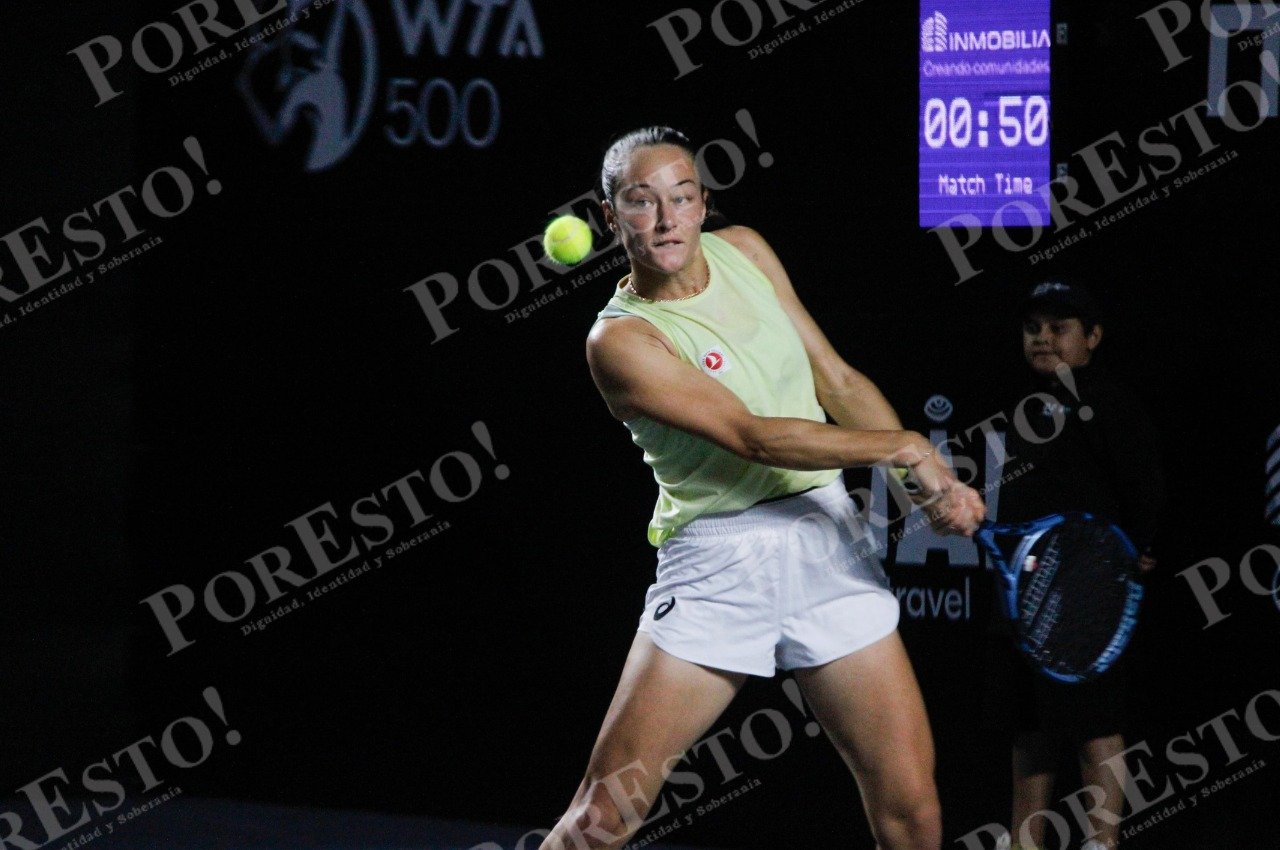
[594,230,841,547]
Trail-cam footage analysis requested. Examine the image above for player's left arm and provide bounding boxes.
[716,225,901,431]
[718,225,984,529]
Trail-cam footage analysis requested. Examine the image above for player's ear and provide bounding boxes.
[1086,323,1103,350]
[602,199,617,232]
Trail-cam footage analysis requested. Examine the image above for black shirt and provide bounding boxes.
[997,364,1165,554]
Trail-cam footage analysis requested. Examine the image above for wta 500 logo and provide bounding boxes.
[67,0,543,172]
[237,0,544,171]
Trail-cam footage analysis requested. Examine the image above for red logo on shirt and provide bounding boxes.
[700,347,730,377]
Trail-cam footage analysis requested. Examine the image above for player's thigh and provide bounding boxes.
[581,631,746,799]
[792,631,935,796]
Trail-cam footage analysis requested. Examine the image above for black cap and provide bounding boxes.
[1020,281,1101,326]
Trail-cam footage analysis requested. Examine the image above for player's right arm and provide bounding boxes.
[586,317,930,474]
[586,318,982,535]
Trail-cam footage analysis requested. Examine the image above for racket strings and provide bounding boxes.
[1018,520,1135,677]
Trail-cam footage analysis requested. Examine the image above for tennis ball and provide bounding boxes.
[543,215,593,266]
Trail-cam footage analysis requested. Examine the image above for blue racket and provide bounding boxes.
[975,513,1142,683]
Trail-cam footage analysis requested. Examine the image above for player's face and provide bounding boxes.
[606,145,707,275]
[1022,312,1101,376]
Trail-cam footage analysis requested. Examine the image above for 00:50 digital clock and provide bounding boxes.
[923,95,1049,149]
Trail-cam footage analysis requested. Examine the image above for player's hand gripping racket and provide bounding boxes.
[975,513,1143,683]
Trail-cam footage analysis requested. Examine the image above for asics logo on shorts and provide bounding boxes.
[654,598,677,620]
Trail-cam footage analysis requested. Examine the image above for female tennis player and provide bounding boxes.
[541,127,984,850]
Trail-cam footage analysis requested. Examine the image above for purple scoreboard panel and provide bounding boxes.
[919,1,1053,228]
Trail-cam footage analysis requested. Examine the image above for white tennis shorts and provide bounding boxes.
[637,476,900,677]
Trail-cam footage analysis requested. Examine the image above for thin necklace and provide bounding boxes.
[623,256,710,303]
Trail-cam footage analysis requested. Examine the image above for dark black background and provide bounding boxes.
[3,1,1279,847]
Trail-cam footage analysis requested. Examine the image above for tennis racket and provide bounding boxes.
[975,513,1142,683]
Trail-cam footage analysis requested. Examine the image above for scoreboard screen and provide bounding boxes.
[919,0,1053,227]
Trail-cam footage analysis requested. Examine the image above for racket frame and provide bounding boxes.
[975,512,1143,684]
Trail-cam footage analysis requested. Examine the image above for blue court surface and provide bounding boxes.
[17,797,718,850]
